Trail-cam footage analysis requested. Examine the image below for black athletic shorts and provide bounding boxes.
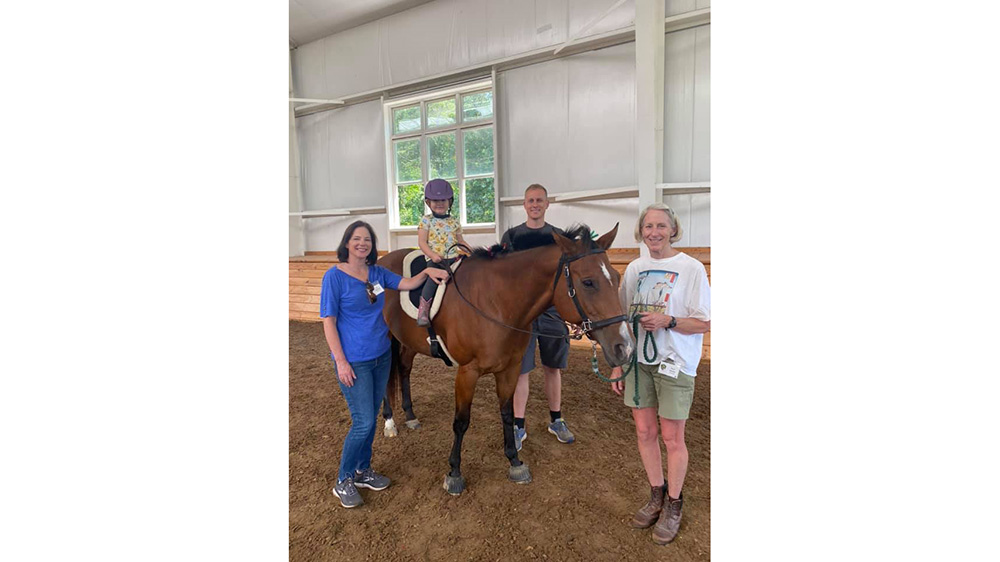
[519,306,569,373]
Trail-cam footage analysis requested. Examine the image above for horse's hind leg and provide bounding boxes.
[399,345,420,429]
[496,365,531,484]
[444,363,480,496]
[381,397,397,437]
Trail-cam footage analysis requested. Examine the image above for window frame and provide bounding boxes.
[383,80,496,231]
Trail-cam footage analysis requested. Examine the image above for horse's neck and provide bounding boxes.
[475,245,561,327]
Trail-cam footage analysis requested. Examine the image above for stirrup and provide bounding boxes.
[427,335,453,367]
[429,338,443,358]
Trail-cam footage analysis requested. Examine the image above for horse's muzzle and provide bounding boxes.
[596,322,634,367]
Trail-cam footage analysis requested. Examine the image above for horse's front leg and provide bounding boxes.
[400,345,420,429]
[496,364,531,484]
[444,363,480,496]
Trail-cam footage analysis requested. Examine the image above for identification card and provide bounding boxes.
[657,361,680,379]
[371,283,384,295]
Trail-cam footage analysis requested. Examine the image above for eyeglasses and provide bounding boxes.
[365,282,377,304]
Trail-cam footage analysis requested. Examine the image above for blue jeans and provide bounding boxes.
[336,349,391,483]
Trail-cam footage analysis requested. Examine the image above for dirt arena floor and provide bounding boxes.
[290,320,710,561]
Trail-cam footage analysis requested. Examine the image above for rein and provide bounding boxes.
[586,313,657,404]
[442,242,649,403]
[448,245,624,340]
[448,254,572,340]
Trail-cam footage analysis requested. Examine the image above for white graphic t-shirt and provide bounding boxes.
[620,252,711,375]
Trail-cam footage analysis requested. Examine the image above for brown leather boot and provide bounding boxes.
[652,492,683,545]
[630,483,667,529]
[416,297,431,327]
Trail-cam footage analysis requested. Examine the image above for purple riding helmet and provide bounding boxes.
[424,178,454,200]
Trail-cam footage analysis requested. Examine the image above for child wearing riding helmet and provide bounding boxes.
[416,178,467,326]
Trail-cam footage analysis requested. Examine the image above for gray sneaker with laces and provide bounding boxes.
[514,426,527,452]
[547,418,575,444]
[354,467,390,491]
[333,478,364,508]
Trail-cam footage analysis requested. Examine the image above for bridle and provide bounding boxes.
[448,244,639,399]
[551,248,628,335]
[449,246,627,340]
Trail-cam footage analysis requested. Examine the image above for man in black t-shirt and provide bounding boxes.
[500,184,575,451]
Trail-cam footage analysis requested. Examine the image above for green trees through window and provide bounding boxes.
[466,177,495,224]
[389,88,496,227]
[428,133,456,179]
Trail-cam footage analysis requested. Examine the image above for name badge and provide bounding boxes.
[657,361,680,379]
[371,283,384,295]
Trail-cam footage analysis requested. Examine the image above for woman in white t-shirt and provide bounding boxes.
[611,203,711,545]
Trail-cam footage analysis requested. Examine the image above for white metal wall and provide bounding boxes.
[290,0,637,101]
[666,0,711,17]
[296,99,387,210]
[291,2,710,253]
[664,25,709,183]
[497,42,636,198]
[304,213,391,254]
[662,23,710,247]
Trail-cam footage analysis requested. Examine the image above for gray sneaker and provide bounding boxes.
[333,478,364,508]
[354,467,390,491]
[514,426,527,452]
[547,418,575,444]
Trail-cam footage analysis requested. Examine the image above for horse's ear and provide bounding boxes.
[552,230,577,254]
[595,223,619,250]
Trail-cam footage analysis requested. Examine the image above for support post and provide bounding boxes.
[289,52,306,257]
[635,0,665,213]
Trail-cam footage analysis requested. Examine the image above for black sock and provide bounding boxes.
[550,410,561,422]
[514,417,525,429]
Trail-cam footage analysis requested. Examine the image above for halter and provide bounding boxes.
[551,248,629,336]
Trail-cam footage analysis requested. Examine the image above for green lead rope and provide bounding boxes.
[589,315,658,405]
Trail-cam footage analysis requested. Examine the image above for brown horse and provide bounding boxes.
[378,224,634,495]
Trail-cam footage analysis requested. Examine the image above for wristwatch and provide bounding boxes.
[667,316,677,330]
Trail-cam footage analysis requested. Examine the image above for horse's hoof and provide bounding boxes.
[405,419,421,430]
[443,474,465,496]
[508,463,532,484]
[383,418,398,438]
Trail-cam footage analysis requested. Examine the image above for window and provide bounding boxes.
[386,82,496,228]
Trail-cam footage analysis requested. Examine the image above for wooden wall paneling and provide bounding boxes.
[289,285,323,296]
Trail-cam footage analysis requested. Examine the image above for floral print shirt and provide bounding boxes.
[419,214,463,258]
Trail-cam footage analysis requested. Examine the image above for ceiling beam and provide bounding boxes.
[553,0,629,55]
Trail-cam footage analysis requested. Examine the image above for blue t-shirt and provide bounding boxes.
[319,265,403,363]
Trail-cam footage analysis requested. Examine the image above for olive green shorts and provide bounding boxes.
[623,362,696,420]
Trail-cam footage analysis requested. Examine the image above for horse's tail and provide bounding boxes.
[385,335,400,410]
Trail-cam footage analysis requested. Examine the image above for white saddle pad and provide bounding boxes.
[399,250,461,322]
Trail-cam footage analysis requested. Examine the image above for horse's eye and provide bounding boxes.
[582,278,595,288]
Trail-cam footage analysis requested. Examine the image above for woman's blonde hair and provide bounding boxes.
[634,203,683,244]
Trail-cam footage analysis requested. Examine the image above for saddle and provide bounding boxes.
[400,250,463,366]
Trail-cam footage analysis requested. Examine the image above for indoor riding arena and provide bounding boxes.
[289,1,710,560]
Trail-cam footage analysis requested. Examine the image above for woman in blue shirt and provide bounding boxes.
[320,220,450,508]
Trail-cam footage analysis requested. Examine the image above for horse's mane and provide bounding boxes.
[560,224,599,250]
[463,223,597,261]
[467,243,509,260]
